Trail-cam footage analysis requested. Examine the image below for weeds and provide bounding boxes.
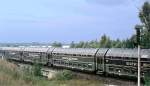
[55,70,73,80]
[0,60,104,86]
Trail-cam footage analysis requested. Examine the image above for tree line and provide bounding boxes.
[70,2,150,49]
[70,34,135,48]
[52,2,150,49]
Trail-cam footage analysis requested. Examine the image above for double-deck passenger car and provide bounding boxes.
[51,48,97,72]
[105,48,150,78]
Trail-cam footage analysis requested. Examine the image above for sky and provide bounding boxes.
[0,0,148,43]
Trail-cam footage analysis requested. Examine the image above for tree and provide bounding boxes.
[99,34,111,48]
[75,41,85,48]
[87,40,99,48]
[83,42,89,48]
[70,41,75,48]
[139,2,150,48]
[139,2,150,31]
[112,39,122,48]
[52,41,62,47]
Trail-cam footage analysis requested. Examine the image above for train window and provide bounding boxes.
[125,57,130,60]
[72,63,76,67]
[87,55,92,57]
[56,61,59,64]
[142,58,148,61]
[131,58,137,61]
[69,62,72,66]
[56,60,60,64]
[88,64,92,69]
[60,61,62,64]
[61,61,65,65]
[114,57,121,60]
[108,60,112,64]
[123,68,130,74]
[72,54,75,56]
[141,62,143,66]
[107,56,111,59]
[126,62,130,66]
[147,59,150,61]
[59,61,61,64]
[56,53,59,55]
[55,60,59,64]
[113,60,120,65]
[83,64,87,68]
[131,70,137,75]
[54,60,57,64]
[116,60,122,65]
[64,61,68,65]
[109,67,114,72]
[64,54,67,55]
[78,63,82,68]
[76,54,79,56]
[83,55,86,57]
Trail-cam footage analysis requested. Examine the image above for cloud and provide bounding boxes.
[86,0,128,6]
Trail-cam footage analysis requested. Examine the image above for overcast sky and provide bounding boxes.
[0,0,147,43]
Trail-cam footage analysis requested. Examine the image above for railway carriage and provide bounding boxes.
[23,47,54,64]
[51,48,98,72]
[0,47,23,61]
[140,49,150,77]
[105,48,150,78]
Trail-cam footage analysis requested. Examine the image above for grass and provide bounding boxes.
[0,60,104,86]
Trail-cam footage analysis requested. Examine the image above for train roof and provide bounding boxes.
[52,48,98,56]
[0,47,150,58]
[23,47,55,53]
[106,48,150,58]
[96,48,109,57]
[0,47,22,51]
[0,47,55,53]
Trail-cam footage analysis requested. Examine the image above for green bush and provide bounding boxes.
[55,70,73,80]
[144,73,150,86]
[33,63,42,76]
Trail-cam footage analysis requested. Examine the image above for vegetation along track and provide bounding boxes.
[11,60,141,86]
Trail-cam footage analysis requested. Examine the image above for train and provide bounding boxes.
[0,47,150,79]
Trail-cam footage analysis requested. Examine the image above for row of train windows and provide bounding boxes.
[53,53,93,57]
[106,60,150,66]
[53,60,93,69]
[6,52,93,57]
[106,56,138,60]
[107,57,150,62]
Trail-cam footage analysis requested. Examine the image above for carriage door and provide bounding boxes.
[96,49,109,74]
[47,54,53,66]
[96,56,104,74]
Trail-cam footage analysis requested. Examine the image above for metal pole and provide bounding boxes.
[138,45,141,86]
